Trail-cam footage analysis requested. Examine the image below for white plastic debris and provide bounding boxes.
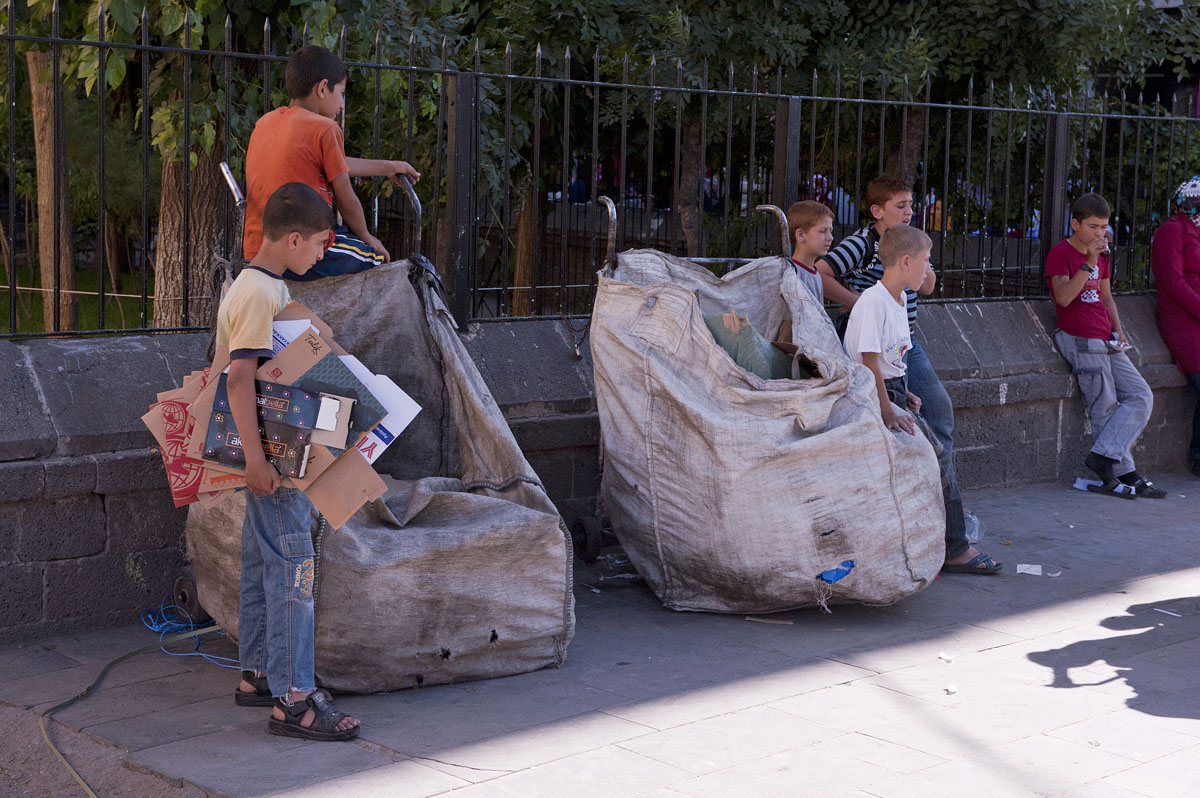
[1046,569,1063,578]
[1154,608,1182,618]
[1016,564,1043,576]
[945,684,958,695]
[937,652,953,663]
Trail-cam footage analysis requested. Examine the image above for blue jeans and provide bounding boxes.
[1188,372,1200,465]
[1053,330,1153,476]
[904,339,968,560]
[238,487,318,698]
[284,225,386,281]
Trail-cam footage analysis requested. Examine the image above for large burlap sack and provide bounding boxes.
[591,249,945,613]
[186,262,574,692]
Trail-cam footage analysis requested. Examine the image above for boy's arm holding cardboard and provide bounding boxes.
[227,357,281,496]
[861,352,916,435]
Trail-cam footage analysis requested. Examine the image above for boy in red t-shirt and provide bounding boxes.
[243,45,420,280]
[1046,193,1164,498]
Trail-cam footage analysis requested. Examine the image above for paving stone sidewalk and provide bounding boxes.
[2,476,1199,797]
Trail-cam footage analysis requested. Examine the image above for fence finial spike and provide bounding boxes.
[564,45,571,62]
[505,40,511,57]
[536,41,542,59]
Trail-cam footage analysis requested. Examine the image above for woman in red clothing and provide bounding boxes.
[1151,176,1200,478]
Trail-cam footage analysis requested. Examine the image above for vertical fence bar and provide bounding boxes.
[97,5,107,329]
[853,73,864,220]
[938,104,950,296]
[1128,92,1145,289]
[831,71,842,215]
[693,59,703,255]
[223,16,233,260]
[1041,111,1070,281]
[999,84,1014,293]
[181,14,192,326]
[1166,114,1177,223]
[51,0,61,330]
[899,76,909,185]
[808,70,817,198]
[672,59,683,250]
[560,47,571,314]
[959,79,974,296]
[647,56,658,249]
[500,44,511,314]
[919,78,931,231]
[530,46,542,311]
[772,96,801,209]
[722,62,733,255]
[141,8,150,326]
[589,48,600,278]
[448,72,475,328]
[406,33,415,165]
[1146,103,1160,290]
[430,38,447,261]
[618,55,628,250]
[1019,88,1034,297]
[877,75,886,176]
[7,0,17,333]
[980,82,994,292]
[745,69,757,255]
[472,42,482,316]
[372,32,382,235]
[262,19,271,116]
[1098,89,1109,195]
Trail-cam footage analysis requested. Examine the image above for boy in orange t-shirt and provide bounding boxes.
[243,45,420,280]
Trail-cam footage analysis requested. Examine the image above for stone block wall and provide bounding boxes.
[0,335,208,643]
[1,294,1193,641]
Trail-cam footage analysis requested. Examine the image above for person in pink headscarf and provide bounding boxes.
[1151,175,1200,478]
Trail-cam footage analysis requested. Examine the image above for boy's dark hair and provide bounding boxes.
[285,45,348,99]
[1071,192,1111,222]
[262,183,335,242]
[787,200,834,242]
[878,225,932,269]
[866,175,911,212]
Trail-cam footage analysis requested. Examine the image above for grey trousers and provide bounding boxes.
[1054,329,1153,476]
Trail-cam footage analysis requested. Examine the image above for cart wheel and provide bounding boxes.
[172,568,212,625]
[571,516,604,563]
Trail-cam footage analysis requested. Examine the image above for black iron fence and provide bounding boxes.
[2,3,1198,338]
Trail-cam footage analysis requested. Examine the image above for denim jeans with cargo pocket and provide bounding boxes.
[238,486,318,698]
[1053,329,1153,477]
[902,340,969,561]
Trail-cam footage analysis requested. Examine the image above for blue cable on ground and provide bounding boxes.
[140,597,239,670]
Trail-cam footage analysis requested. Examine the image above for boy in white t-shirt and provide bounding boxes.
[844,225,1002,575]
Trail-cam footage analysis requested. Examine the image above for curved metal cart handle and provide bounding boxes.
[755,204,790,257]
[397,174,422,257]
[598,195,617,267]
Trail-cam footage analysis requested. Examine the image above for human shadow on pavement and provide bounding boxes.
[1027,597,1200,720]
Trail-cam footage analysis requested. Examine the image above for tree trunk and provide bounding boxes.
[26,49,77,331]
[154,133,226,329]
[677,112,704,257]
[883,108,926,186]
[511,181,536,316]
